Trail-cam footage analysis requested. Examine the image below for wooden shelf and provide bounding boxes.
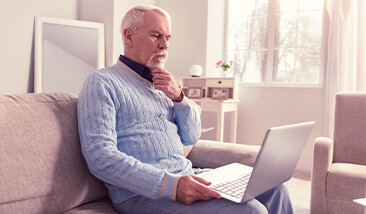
[175,77,239,101]
[175,76,240,143]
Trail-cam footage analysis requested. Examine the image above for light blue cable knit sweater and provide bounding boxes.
[77,60,201,204]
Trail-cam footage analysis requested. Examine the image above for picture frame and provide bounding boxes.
[34,16,105,94]
[186,87,203,99]
[211,87,229,100]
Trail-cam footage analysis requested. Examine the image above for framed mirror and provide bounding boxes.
[34,16,105,94]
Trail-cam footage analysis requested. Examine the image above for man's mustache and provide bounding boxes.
[150,51,168,59]
[146,51,168,69]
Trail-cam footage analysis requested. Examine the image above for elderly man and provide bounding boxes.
[77,5,293,214]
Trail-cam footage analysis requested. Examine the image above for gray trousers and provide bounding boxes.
[112,183,293,214]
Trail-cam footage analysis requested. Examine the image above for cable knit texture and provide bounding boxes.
[77,61,201,204]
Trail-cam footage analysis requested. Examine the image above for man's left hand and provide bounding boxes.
[151,67,183,102]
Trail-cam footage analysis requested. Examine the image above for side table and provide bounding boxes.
[197,99,239,143]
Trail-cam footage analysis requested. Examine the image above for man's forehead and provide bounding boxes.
[143,11,171,31]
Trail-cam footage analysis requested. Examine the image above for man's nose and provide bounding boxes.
[158,38,169,50]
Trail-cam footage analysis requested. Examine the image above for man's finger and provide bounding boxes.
[191,175,211,185]
[151,67,168,75]
[152,73,170,83]
[191,177,221,199]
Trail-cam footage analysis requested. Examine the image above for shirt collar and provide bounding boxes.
[119,55,153,83]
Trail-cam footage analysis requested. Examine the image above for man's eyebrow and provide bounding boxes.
[150,30,162,34]
[151,30,171,37]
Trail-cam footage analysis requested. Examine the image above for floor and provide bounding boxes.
[287,171,312,214]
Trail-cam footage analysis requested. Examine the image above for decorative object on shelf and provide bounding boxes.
[216,60,232,72]
[189,65,203,77]
[211,87,229,100]
[216,60,233,77]
[187,87,203,99]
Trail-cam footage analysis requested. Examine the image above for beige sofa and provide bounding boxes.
[0,92,260,214]
[311,93,366,214]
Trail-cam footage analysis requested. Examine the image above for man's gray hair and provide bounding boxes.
[121,5,171,48]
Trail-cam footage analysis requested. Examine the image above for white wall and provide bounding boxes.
[205,0,226,75]
[0,0,77,95]
[156,0,208,77]
[78,0,115,67]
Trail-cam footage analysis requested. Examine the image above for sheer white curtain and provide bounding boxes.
[323,0,366,137]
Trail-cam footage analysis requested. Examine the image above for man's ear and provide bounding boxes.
[123,28,134,48]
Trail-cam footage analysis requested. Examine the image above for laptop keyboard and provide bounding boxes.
[211,172,252,199]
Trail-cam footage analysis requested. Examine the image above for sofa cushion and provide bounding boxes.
[63,198,118,214]
[327,163,366,200]
[0,92,108,213]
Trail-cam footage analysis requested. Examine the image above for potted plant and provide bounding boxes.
[216,60,233,77]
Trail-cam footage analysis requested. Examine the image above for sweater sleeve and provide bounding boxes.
[77,73,179,200]
[173,96,202,146]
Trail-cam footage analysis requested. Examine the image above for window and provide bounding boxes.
[226,0,324,86]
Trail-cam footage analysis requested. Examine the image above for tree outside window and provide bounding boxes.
[226,0,324,86]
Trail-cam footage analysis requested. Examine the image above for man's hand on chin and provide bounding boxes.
[151,67,184,102]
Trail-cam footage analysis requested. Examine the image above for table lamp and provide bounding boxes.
[189,65,203,77]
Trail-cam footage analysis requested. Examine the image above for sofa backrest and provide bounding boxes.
[333,93,366,165]
[0,92,108,213]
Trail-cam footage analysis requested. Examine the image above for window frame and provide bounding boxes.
[224,0,324,88]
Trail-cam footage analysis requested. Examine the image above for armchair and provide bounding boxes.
[311,93,366,214]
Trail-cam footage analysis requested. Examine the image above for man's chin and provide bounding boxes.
[146,61,165,69]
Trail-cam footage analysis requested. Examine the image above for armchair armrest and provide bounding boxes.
[310,137,334,214]
[187,140,260,169]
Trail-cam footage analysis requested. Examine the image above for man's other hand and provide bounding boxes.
[151,68,183,102]
[176,174,221,205]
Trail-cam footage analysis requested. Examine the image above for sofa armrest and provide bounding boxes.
[310,137,334,214]
[187,140,261,169]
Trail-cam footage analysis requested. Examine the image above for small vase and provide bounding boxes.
[221,69,231,77]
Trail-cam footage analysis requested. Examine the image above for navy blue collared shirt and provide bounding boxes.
[119,55,153,83]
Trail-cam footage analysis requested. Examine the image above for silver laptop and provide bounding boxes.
[196,121,315,203]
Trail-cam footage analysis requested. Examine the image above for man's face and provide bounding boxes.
[129,11,171,68]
